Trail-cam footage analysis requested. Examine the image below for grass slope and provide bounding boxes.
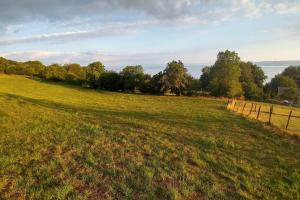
[0,75,299,200]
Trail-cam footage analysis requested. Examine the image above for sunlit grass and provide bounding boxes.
[0,75,300,200]
[229,100,300,136]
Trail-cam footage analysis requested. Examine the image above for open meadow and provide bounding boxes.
[0,75,299,200]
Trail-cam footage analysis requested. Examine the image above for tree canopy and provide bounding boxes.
[163,60,192,96]
[86,61,105,88]
[209,50,242,97]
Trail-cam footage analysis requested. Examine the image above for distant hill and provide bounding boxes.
[255,60,300,66]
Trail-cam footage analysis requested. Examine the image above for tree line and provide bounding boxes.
[0,50,299,102]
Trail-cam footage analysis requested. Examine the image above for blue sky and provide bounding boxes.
[0,0,300,70]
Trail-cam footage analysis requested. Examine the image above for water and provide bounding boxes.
[260,66,287,82]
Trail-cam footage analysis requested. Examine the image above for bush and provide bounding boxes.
[98,71,122,91]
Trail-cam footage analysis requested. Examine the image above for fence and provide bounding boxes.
[227,99,300,135]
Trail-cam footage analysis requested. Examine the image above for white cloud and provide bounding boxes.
[0,0,299,46]
[0,26,137,46]
[0,49,208,66]
[274,2,300,15]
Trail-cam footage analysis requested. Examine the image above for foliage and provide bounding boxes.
[98,71,122,91]
[24,61,45,76]
[279,87,299,103]
[64,63,86,85]
[86,61,105,88]
[119,65,146,92]
[267,75,298,97]
[281,66,300,87]
[240,62,266,100]
[162,60,192,96]
[200,66,211,91]
[209,50,243,97]
[147,72,167,95]
[42,64,67,82]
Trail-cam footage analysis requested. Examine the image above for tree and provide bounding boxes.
[200,66,211,91]
[268,75,297,97]
[240,61,266,99]
[97,71,122,91]
[209,50,242,97]
[64,63,86,85]
[148,72,167,95]
[279,87,299,103]
[42,64,67,81]
[163,60,191,96]
[86,61,105,88]
[139,74,152,93]
[186,77,201,96]
[24,61,45,76]
[281,66,300,87]
[120,65,145,92]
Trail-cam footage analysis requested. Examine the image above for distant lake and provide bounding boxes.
[260,66,287,82]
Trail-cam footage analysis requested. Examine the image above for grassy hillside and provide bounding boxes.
[0,75,299,200]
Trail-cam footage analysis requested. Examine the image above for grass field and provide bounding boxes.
[228,100,300,136]
[0,75,300,200]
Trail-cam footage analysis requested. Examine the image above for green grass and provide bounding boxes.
[228,100,300,136]
[0,74,299,200]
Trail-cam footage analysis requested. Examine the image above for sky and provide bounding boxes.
[0,0,300,71]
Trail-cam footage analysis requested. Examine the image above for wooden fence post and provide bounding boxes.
[256,105,261,120]
[242,103,247,114]
[286,110,293,130]
[227,99,232,109]
[268,105,273,124]
[226,101,231,110]
[237,102,241,112]
[249,103,254,116]
[236,102,240,112]
[233,102,237,111]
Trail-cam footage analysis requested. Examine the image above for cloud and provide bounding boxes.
[1,0,299,45]
[0,49,207,66]
[274,2,300,15]
[0,0,195,24]
[0,26,136,46]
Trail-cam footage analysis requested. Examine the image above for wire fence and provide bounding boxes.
[227,99,300,136]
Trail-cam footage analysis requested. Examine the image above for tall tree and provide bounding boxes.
[163,60,191,96]
[240,61,266,99]
[200,66,211,91]
[120,65,145,92]
[64,63,86,84]
[209,50,242,97]
[86,61,105,88]
[281,66,300,87]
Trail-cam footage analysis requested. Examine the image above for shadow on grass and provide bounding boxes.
[0,92,233,128]
[1,92,299,148]
[28,76,161,97]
